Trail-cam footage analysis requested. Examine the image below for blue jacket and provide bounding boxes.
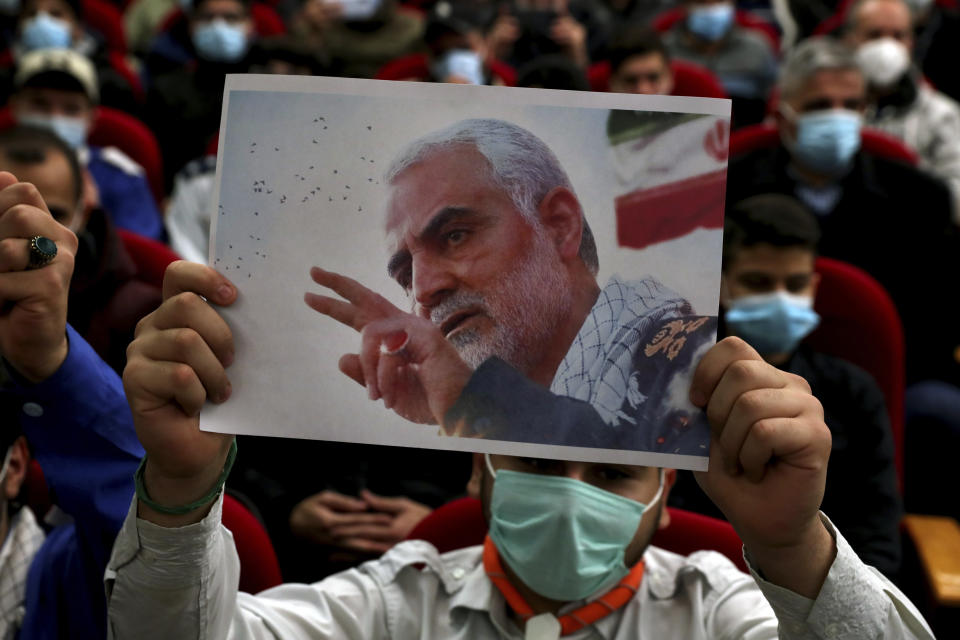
[5,326,143,639]
[86,146,165,242]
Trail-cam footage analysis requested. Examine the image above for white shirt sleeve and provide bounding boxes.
[747,513,935,640]
[104,496,389,640]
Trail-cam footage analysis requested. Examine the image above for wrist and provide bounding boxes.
[746,515,837,599]
[138,443,235,527]
[14,334,69,383]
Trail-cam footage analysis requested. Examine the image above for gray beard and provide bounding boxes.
[430,230,573,375]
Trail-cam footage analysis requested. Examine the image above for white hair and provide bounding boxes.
[386,118,598,273]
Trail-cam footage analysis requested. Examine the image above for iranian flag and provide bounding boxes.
[608,110,729,250]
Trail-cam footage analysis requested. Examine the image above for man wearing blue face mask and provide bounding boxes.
[669,193,903,579]
[726,36,960,389]
[662,0,777,126]
[145,0,257,187]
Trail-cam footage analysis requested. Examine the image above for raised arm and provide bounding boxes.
[108,261,396,639]
[0,171,143,637]
[691,337,933,638]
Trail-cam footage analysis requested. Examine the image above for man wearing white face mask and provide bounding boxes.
[670,194,903,579]
[846,0,960,222]
[8,48,166,241]
[726,36,960,388]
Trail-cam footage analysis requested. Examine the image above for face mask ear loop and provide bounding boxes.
[645,468,666,512]
[484,452,497,479]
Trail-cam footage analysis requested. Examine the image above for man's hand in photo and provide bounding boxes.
[305,267,472,426]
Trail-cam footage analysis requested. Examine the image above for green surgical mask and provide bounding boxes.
[486,456,663,602]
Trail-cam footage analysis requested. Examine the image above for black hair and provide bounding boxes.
[723,194,822,270]
[606,27,671,76]
[517,54,591,91]
[0,126,83,205]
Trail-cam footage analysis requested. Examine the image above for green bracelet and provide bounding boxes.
[134,440,238,516]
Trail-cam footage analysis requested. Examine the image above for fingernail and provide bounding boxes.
[367,382,376,400]
[223,350,235,367]
[217,284,234,302]
[381,330,408,355]
[220,381,232,403]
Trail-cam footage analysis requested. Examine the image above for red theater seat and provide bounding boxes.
[83,0,127,53]
[223,494,284,593]
[117,230,181,285]
[808,257,906,488]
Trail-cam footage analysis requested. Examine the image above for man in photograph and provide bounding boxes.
[305,118,717,456]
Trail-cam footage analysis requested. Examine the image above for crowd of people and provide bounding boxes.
[0,0,958,637]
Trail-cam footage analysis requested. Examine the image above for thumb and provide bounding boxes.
[361,489,406,514]
[0,172,19,191]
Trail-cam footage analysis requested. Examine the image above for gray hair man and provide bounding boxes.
[306,117,712,453]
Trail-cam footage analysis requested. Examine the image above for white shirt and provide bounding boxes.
[105,495,933,640]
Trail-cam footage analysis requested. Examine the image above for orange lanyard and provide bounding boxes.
[482,535,644,636]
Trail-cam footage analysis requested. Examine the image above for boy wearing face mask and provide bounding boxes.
[726,36,960,389]
[845,0,960,222]
[670,193,903,579]
[8,48,166,241]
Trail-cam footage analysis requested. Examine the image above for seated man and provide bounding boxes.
[105,259,934,638]
[145,0,258,185]
[9,48,166,241]
[0,170,143,638]
[669,193,903,578]
[606,27,675,95]
[846,0,960,218]
[0,125,162,374]
[662,0,777,126]
[725,35,960,387]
